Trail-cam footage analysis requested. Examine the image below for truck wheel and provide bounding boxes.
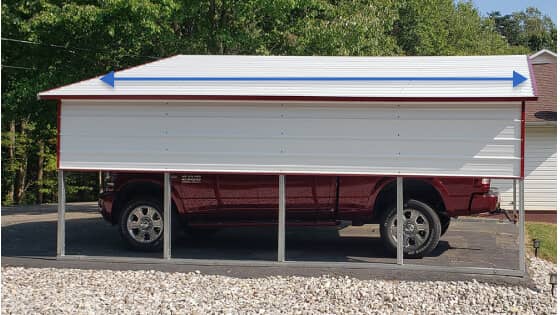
[380,199,441,258]
[119,198,165,251]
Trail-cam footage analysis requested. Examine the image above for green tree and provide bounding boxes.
[446,2,528,55]
[175,0,400,56]
[286,0,400,56]
[1,0,556,205]
[394,0,455,55]
[393,0,523,56]
[489,7,557,52]
[2,0,183,204]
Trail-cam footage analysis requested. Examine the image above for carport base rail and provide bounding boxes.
[55,255,526,277]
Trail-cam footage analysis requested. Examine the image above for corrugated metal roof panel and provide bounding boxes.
[39,55,536,99]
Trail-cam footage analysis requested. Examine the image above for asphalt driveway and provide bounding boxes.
[1,202,526,285]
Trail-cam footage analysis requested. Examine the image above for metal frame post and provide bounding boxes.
[518,179,525,272]
[278,175,286,262]
[98,171,103,193]
[396,176,404,265]
[57,170,66,257]
[512,179,517,211]
[163,172,171,259]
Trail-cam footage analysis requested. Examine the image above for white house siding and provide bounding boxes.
[493,126,557,211]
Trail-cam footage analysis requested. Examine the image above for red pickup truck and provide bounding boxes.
[98,173,499,257]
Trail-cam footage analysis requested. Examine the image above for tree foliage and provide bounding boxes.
[489,7,557,52]
[1,0,556,204]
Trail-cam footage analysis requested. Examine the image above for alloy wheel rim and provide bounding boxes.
[389,208,430,251]
[127,206,163,243]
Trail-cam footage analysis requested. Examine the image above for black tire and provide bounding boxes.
[119,198,180,251]
[440,216,450,236]
[379,199,441,258]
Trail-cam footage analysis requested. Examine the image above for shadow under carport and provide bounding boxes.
[1,204,520,271]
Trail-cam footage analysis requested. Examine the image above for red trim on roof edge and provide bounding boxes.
[40,95,538,102]
[527,55,539,97]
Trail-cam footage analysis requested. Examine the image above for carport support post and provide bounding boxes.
[518,179,525,272]
[57,170,65,257]
[163,172,171,259]
[513,180,517,212]
[278,175,286,262]
[396,176,404,265]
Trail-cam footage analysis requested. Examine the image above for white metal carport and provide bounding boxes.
[39,55,536,276]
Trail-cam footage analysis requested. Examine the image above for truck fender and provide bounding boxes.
[113,179,184,221]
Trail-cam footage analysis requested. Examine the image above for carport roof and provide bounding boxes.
[39,55,537,101]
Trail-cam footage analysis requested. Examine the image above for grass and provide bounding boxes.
[526,222,557,263]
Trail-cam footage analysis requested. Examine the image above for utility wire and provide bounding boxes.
[1,37,161,60]
[1,65,36,70]
[2,37,99,68]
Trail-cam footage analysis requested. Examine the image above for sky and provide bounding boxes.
[469,0,557,24]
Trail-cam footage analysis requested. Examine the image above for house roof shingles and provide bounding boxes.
[527,61,557,123]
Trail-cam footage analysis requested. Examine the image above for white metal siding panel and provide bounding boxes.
[60,100,521,177]
[41,55,534,98]
[493,126,557,211]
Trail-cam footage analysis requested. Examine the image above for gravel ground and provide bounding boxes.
[2,258,556,314]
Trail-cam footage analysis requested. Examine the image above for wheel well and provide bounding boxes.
[112,181,175,224]
[373,179,447,221]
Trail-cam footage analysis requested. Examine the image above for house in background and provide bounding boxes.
[494,49,557,222]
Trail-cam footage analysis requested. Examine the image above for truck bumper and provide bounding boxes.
[470,190,500,214]
[98,191,115,222]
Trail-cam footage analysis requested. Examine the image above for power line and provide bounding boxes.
[1,65,36,70]
[1,37,161,60]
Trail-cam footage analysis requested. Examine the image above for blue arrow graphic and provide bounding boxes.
[100,70,528,88]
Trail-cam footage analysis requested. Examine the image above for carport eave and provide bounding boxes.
[54,167,524,180]
[38,94,538,102]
